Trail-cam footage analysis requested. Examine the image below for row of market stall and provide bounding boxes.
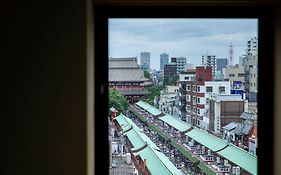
[127,100,257,175]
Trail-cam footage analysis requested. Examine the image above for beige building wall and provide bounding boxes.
[249,67,258,92]
[223,66,245,83]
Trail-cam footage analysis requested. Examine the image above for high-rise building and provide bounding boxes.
[239,37,258,102]
[201,54,216,79]
[246,37,258,56]
[216,58,228,72]
[160,53,169,70]
[140,52,150,70]
[215,58,228,80]
[171,56,187,75]
[164,63,177,77]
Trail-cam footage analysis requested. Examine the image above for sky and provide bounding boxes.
[109,18,258,70]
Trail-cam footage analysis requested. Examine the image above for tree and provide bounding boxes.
[109,89,129,114]
[144,71,150,79]
[142,84,164,106]
[163,76,178,86]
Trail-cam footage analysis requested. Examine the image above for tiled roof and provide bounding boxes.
[222,122,238,131]
[109,57,139,68]
[109,68,148,82]
[234,123,253,135]
[118,89,149,96]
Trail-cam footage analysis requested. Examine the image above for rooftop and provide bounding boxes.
[118,89,149,96]
[115,114,184,175]
[136,100,257,175]
[109,68,149,82]
[109,57,139,68]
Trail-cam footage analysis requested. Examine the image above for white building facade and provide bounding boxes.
[202,54,216,80]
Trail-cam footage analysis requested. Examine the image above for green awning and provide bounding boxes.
[159,114,192,132]
[146,106,162,116]
[185,128,228,152]
[136,100,162,116]
[136,100,151,110]
[133,101,257,174]
[134,146,184,175]
[217,145,257,175]
[116,114,183,175]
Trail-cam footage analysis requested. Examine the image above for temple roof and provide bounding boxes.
[109,68,149,82]
[109,57,149,82]
[109,57,139,68]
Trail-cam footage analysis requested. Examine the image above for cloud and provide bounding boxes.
[109,18,258,70]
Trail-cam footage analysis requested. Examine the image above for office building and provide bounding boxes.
[140,52,150,70]
[160,53,169,70]
[171,56,187,75]
[202,54,217,79]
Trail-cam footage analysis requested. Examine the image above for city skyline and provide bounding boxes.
[109,18,258,70]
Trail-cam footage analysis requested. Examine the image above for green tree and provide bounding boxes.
[163,76,178,86]
[109,89,129,114]
[144,71,150,79]
[143,84,164,105]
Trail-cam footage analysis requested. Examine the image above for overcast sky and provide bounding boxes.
[109,18,258,70]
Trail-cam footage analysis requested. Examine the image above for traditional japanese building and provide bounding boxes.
[109,57,149,103]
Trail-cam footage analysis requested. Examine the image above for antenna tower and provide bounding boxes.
[229,43,234,67]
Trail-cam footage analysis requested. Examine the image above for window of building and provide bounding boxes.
[185,76,189,80]
[197,108,200,115]
[197,120,200,126]
[238,73,245,77]
[186,95,190,102]
[197,86,200,92]
[193,107,196,114]
[193,96,196,102]
[206,98,209,104]
[206,86,213,92]
[219,86,225,93]
[187,105,191,111]
[187,84,191,91]
[197,97,200,103]
[193,85,196,92]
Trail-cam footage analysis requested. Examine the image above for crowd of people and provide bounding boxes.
[125,107,204,175]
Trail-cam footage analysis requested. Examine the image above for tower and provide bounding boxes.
[228,43,234,67]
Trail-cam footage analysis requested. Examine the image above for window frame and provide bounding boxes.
[206,86,213,93]
[93,4,274,175]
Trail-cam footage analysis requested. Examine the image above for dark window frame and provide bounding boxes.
[93,4,274,175]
